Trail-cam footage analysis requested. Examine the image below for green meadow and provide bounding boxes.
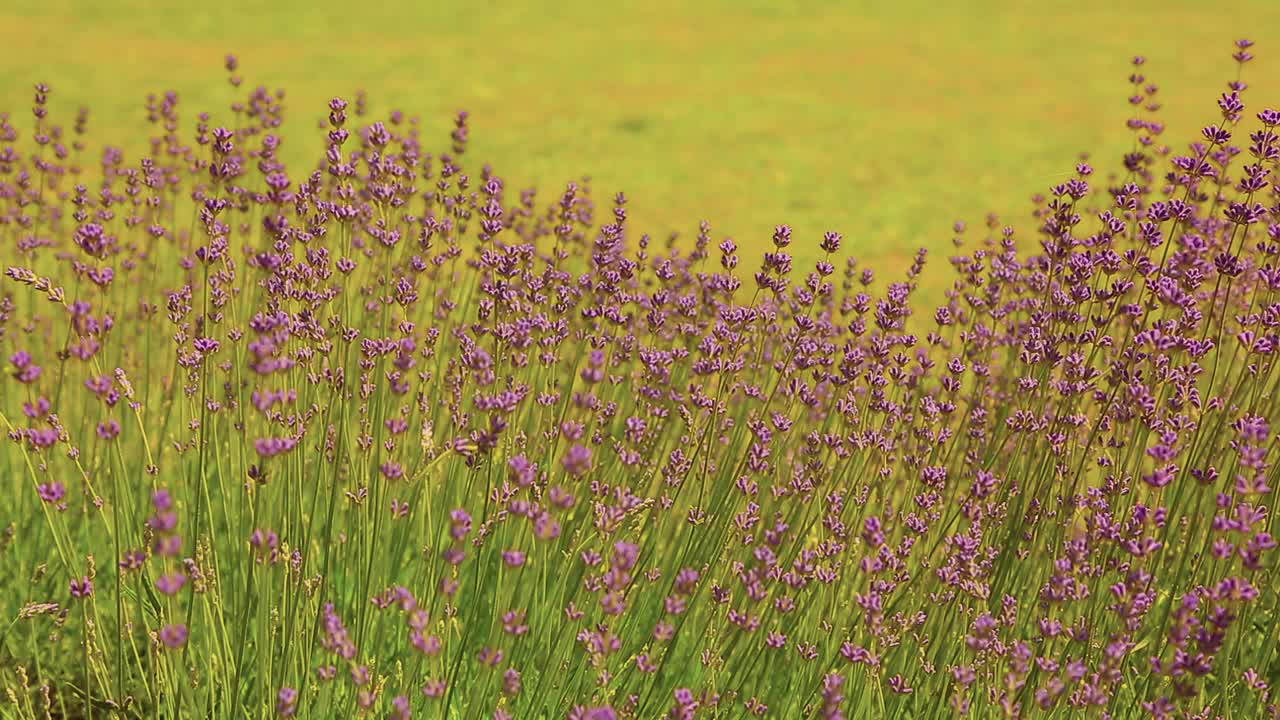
[2,0,1276,278]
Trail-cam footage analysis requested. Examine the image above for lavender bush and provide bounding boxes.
[0,40,1278,719]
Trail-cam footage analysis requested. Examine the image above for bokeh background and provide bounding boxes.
[3,0,1277,293]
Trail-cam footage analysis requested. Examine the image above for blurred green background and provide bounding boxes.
[2,0,1277,283]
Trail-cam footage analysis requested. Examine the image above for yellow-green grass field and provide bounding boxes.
[2,0,1277,291]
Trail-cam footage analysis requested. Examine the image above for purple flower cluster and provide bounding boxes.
[1,40,1278,720]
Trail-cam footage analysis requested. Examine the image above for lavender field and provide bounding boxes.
[0,33,1278,720]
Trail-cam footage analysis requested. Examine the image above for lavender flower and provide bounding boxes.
[0,38,1276,720]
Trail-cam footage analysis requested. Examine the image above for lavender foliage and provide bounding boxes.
[0,41,1278,719]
